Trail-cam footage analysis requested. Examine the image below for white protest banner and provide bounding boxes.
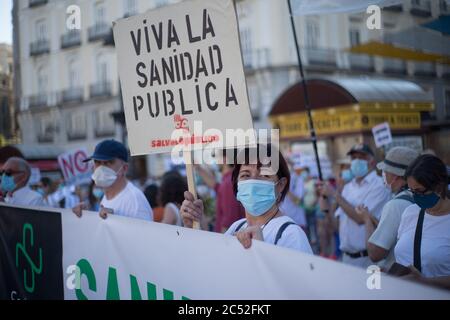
[372,122,393,148]
[113,0,254,156]
[57,148,93,185]
[2,203,450,300]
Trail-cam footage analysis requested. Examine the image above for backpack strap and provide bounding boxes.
[413,209,425,272]
[395,194,414,203]
[234,220,247,233]
[274,222,297,245]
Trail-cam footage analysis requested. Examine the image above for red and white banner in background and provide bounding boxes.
[57,148,93,186]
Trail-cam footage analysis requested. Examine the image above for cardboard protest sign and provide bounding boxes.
[57,148,92,185]
[113,0,254,156]
[372,122,392,148]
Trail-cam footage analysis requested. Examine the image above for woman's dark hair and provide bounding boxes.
[158,172,188,206]
[40,177,52,188]
[405,154,450,199]
[144,184,160,208]
[231,144,290,202]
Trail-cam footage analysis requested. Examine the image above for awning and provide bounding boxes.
[291,0,402,15]
[349,41,450,64]
[269,77,434,139]
[422,14,450,36]
[13,144,65,160]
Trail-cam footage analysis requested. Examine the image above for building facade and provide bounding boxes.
[13,0,180,176]
[236,0,450,165]
[12,0,450,178]
[0,43,15,145]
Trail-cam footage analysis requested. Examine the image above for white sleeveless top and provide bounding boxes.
[166,202,182,226]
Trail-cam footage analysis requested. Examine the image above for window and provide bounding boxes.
[124,0,137,15]
[236,2,249,19]
[38,116,54,141]
[305,18,320,48]
[349,29,360,47]
[239,27,252,67]
[96,54,108,83]
[37,66,48,93]
[440,0,449,12]
[95,109,115,136]
[67,112,86,139]
[68,59,78,88]
[94,1,106,24]
[154,0,168,8]
[445,90,450,118]
[35,19,47,41]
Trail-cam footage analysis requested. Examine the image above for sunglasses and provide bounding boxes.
[0,170,24,176]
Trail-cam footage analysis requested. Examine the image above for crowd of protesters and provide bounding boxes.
[1,139,449,290]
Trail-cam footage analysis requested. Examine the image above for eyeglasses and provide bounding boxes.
[407,187,432,196]
[0,170,24,177]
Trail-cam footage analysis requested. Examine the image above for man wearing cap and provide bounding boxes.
[319,143,391,268]
[72,139,153,221]
[356,147,419,271]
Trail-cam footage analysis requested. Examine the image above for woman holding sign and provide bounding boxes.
[181,144,313,254]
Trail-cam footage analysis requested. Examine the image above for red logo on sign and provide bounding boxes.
[174,114,189,132]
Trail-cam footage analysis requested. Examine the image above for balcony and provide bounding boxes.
[30,39,50,56]
[90,82,112,99]
[304,47,337,67]
[348,53,375,72]
[410,0,432,17]
[383,4,403,12]
[88,23,111,42]
[123,11,138,18]
[29,0,47,8]
[383,58,407,75]
[29,94,47,108]
[61,30,81,49]
[95,127,115,138]
[440,0,450,15]
[414,61,436,77]
[62,87,83,103]
[67,131,87,141]
[37,134,53,143]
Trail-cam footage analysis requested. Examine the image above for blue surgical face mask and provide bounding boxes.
[1,174,16,193]
[351,159,369,178]
[413,192,440,209]
[341,169,353,182]
[36,188,45,196]
[300,171,309,180]
[236,179,278,216]
[92,187,104,199]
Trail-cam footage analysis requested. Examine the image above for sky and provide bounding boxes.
[0,0,13,44]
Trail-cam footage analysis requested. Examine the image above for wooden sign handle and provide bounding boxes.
[183,151,200,229]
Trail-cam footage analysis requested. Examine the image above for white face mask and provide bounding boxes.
[382,171,393,192]
[91,165,122,188]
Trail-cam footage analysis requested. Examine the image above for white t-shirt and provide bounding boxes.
[165,202,182,226]
[100,182,153,221]
[225,215,313,254]
[280,173,306,227]
[369,190,414,270]
[394,204,450,278]
[5,186,45,207]
[335,170,391,253]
